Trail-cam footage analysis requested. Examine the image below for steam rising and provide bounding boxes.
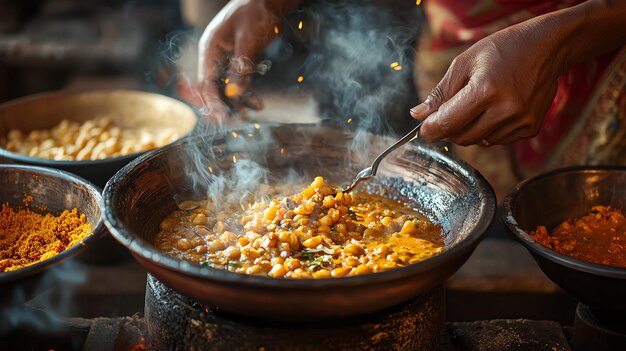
[164,0,423,214]
[230,56,273,76]
[1,260,87,336]
[303,0,422,147]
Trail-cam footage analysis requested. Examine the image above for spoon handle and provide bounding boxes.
[369,120,424,177]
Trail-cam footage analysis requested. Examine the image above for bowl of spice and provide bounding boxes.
[0,90,198,187]
[502,166,626,313]
[0,164,104,304]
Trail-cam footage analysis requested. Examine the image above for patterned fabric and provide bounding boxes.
[425,0,583,52]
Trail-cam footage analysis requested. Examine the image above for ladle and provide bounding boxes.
[341,120,424,193]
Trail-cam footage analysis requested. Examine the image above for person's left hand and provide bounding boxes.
[197,0,299,123]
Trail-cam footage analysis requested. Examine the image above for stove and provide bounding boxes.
[573,303,626,350]
[145,274,445,351]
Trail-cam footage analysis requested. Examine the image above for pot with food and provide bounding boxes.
[502,166,626,313]
[0,90,197,187]
[103,123,496,320]
[0,164,104,307]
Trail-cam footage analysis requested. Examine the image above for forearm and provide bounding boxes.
[546,0,626,73]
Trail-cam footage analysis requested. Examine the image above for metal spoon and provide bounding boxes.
[341,120,424,193]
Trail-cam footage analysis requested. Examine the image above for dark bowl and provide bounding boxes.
[502,166,626,313]
[0,90,198,188]
[0,164,105,306]
[103,124,496,320]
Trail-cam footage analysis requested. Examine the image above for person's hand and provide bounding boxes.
[198,0,299,123]
[410,18,563,146]
[411,0,626,146]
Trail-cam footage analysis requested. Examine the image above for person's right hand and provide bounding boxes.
[198,0,300,123]
[410,0,626,146]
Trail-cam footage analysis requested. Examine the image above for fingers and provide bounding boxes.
[445,110,508,146]
[198,23,230,82]
[199,79,229,124]
[419,94,544,146]
[419,78,496,142]
[481,116,542,145]
[479,86,554,145]
[198,37,233,123]
[223,28,274,110]
[410,57,471,121]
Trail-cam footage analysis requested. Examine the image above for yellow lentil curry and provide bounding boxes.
[0,202,93,272]
[155,177,444,278]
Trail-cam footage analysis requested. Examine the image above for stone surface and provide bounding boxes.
[1,307,581,350]
[447,319,571,351]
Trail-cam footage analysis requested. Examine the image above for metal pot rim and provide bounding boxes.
[0,164,105,283]
[0,89,199,166]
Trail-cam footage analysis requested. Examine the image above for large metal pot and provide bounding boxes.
[103,124,496,320]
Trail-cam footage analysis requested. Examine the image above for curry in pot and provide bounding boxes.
[530,206,626,268]
[154,177,444,278]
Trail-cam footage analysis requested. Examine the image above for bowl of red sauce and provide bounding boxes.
[502,166,626,313]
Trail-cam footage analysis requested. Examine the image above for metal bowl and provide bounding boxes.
[0,90,198,187]
[0,164,105,305]
[103,124,496,320]
[502,166,626,313]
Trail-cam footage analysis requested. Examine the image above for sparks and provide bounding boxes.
[280,147,285,154]
[208,166,213,173]
[247,133,254,137]
[274,25,279,34]
[224,77,230,84]
[347,118,352,124]
[298,20,303,30]
[416,0,422,5]
[390,61,399,68]
[444,146,449,152]
[224,82,240,98]
[297,75,304,83]
[232,155,237,163]
[231,131,238,138]
[254,123,261,129]
[393,65,402,71]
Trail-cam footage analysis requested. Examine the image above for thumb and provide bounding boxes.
[410,57,469,121]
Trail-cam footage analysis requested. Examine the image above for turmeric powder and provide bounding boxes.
[0,202,92,272]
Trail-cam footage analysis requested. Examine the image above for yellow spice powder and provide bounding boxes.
[0,203,92,272]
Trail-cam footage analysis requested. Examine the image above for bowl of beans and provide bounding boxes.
[0,90,198,187]
[0,164,104,307]
[103,123,496,320]
[502,166,626,313]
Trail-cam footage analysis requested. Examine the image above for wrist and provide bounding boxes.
[544,0,626,73]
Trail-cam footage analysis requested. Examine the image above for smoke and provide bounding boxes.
[176,124,275,214]
[303,0,422,138]
[160,0,424,215]
[1,259,87,336]
[229,56,273,76]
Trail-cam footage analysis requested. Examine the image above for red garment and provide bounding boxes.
[425,0,613,170]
